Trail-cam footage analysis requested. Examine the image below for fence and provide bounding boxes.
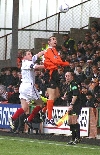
[0,0,100,60]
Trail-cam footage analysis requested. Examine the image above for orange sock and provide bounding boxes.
[47,100,54,120]
[42,106,47,113]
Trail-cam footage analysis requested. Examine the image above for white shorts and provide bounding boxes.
[19,82,40,102]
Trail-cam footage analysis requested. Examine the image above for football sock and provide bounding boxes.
[75,123,80,139]
[12,108,25,121]
[42,106,47,113]
[27,106,42,122]
[70,125,76,141]
[47,100,54,120]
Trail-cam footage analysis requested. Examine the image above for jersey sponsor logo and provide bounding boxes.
[72,86,77,90]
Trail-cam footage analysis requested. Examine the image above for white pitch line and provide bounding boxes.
[0,137,99,150]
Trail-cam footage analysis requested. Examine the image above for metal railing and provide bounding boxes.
[0,0,99,60]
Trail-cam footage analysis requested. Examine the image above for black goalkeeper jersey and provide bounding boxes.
[66,80,82,115]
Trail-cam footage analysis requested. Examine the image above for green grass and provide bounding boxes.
[0,136,100,155]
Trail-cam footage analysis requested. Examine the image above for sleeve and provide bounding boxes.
[32,55,38,63]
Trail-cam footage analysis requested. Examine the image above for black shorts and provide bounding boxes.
[69,104,82,116]
[44,70,60,89]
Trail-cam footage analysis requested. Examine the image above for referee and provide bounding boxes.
[64,71,82,145]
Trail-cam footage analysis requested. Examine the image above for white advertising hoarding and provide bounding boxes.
[43,107,89,137]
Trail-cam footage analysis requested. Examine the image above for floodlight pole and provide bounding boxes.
[11,0,19,67]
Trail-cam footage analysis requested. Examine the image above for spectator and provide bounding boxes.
[82,42,88,53]
[11,70,19,87]
[0,68,6,85]
[74,60,79,74]
[91,20,100,32]
[77,41,86,55]
[88,78,99,95]
[8,85,21,104]
[41,42,48,51]
[69,61,75,72]
[62,34,77,54]
[76,50,85,61]
[84,34,92,44]
[17,50,23,69]
[79,59,87,73]
[91,65,99,80]
[97,40,100,48]
[0,83,8,103]
[84,60,93,78]
[3,68,13,92]
[93,49,100,65]
[90,25,100,35]
[91,33,100,42]
[87,42,95,54]
[17,70,22,87]
[75,65,87,85]
[85,91,98,108]
[80,86,88,107]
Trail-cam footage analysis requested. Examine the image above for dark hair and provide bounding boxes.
[62,34,69,37]
[65,71,75,78]
[48,36,56,41]
[22,50,31,56]
[77,65,82,69]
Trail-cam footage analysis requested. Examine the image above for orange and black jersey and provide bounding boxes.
[44,47,69,71]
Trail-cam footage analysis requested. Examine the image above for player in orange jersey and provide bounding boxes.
[43,36,69,125]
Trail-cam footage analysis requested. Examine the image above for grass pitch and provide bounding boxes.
[0,136,100,155]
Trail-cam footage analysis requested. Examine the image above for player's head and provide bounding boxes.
[23,50,32,60]
[65,71,75,83]
[62,34,69,41]
[48,36,57,47]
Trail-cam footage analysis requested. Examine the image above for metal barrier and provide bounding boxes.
[0,0,100,60]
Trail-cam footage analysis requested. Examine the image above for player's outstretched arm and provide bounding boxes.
[36,50,46,58]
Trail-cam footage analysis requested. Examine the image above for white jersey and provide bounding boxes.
[19,54,40,101]
[21,55,37,84]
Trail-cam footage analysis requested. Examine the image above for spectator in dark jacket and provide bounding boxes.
[8,85,21,104]
[85,91,98,108]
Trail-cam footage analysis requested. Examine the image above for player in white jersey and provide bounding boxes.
[9,50,45,130]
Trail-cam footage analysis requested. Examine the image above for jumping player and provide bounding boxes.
[43,36,69,125]
[9,50,45,130]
